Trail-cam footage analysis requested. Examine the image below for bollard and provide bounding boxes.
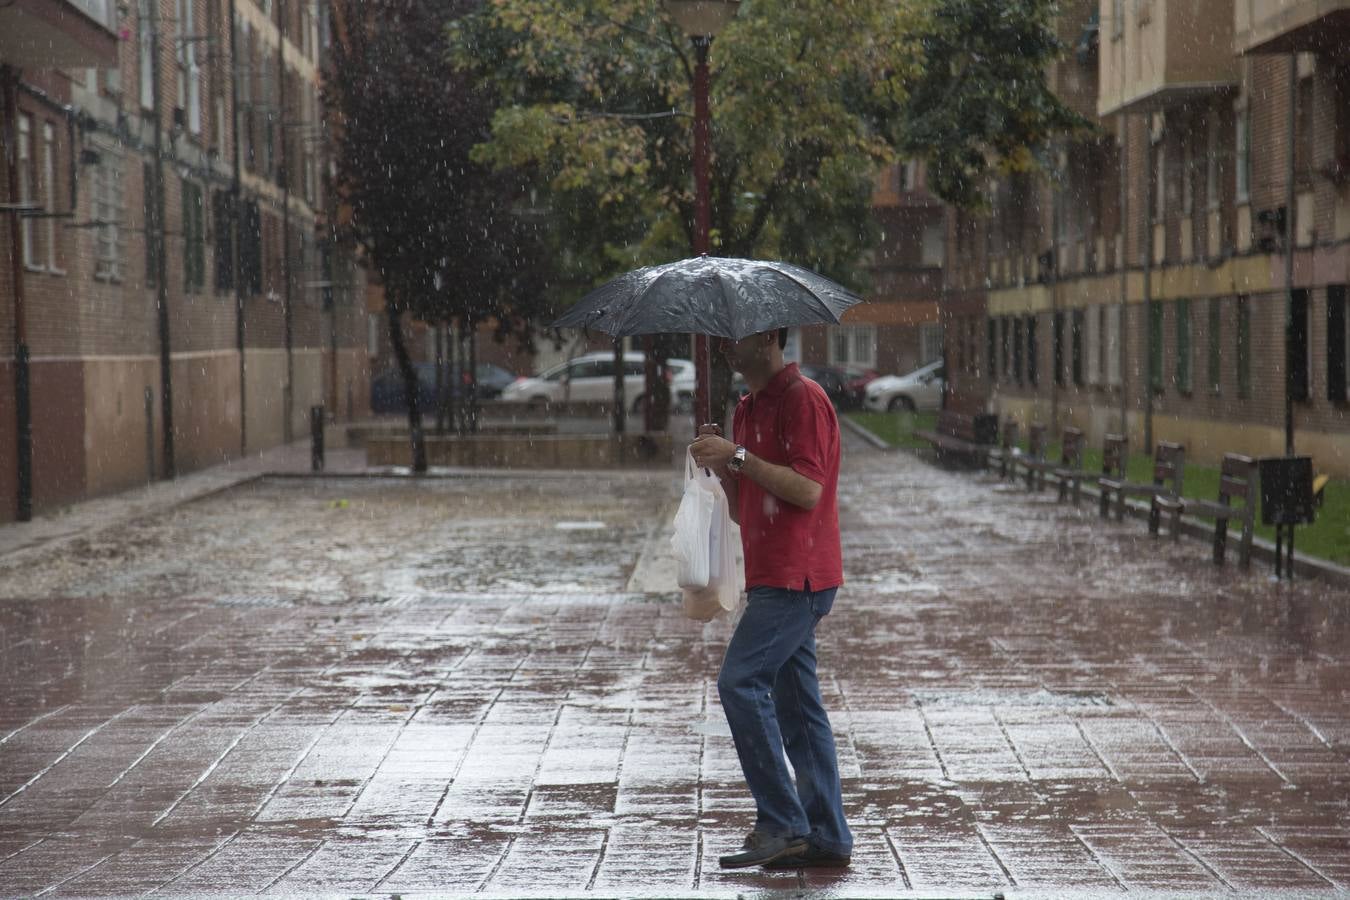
[310,405,325,472]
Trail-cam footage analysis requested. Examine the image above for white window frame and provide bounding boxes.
[42,122,61,273]
[1205,114,1220,210]
[1235,102,1251,203]
[829,324,877,369]
[17,114,36,268]
[1086,304,1101,385]
[177,0,202,135]
[139,0,154,110]
[93,148,125,281]
[1106,304,1122,386]
[919,323,943,366]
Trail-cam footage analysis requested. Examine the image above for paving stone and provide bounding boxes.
[0,438,1347,896]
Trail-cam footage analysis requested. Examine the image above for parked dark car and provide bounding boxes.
[727,364,876,410]
[799,363,877,410]
[370,363,516,414]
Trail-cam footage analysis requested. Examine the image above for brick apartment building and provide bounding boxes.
[940,0,1350,477]
[1,0,368,523]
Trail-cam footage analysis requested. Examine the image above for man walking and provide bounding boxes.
[688,328,852,870]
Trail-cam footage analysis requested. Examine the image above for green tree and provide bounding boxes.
[896,0,1095,209]
[326,0,550,464]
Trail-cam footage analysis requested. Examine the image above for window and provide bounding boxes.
[1235,105,1251,203]
[240,199,263,295]
[1175,298,1192,393]
[1053,311,1065,387]
[139,0,154,110]
[1290,288,1309,401]
[367,314,380,357]
[1181,125,1194,217]
[143,162,157,286]
[918,324,940,365]
[1329,285,1348,404]
[213,191,234,292]
[921,223,945,267]
[1086,305,1101,386]
[94,151,124,280]
[1071,310,1085,387]
[986,319,996,382]
[1026,316,1038,387]
[42,122,59,271]
[1106,304,1122,386]
[181,180,205,291]
[1149,301,1164,392]
[1207,298,1222,394]
[1000,317,1011,379]
[830,325,877,368]
[177,0,202,134]
[1155,126,1166,221]
[1205,114,1220,210]
[17,114,35,267]
[1236,296,1251,399]
[1013,318,1023,384]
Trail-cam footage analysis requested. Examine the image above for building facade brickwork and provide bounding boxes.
[1,0,369,522]
[941,0,1350,477]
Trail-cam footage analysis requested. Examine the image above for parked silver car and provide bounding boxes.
[863,359,945,412]
[499,352,692,411]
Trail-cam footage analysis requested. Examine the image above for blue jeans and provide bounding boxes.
[716,585,852,856]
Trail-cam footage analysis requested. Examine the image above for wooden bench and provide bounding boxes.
[1099,441,1185,527]
[1012,423,1048,490]
[915,410,998,464]
[1022,427,1085,493]
[984,420,1020,480]
[1152,452,1257,568]
[1057,432,1128,508]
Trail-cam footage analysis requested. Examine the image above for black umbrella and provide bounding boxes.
[550,256,863,339]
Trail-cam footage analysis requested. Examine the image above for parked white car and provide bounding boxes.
[863,359,945,412]
[499,352,693,411]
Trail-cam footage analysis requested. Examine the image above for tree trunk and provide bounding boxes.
[466,316,480,435]
[387,304,427,473]
[433,323,446,435]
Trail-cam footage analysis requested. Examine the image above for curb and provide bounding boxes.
[840,414,895,451]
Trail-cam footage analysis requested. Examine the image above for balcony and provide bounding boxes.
[1097,0,1239,117]
[1237,0,1350,53]
[0,0,118,70]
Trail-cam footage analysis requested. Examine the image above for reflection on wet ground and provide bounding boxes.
[0,439,1347,896]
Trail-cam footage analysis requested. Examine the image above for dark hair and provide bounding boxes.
[777,328,788,350]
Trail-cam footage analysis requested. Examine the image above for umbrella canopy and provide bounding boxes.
[550,256,863,340]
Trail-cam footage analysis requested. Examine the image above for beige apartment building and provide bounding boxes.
[1,0,368,523]
[944,0,1350,476]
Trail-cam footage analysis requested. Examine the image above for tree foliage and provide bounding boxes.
[325,0,549,340]
[896,0,1095,209]
[448,0,922,298]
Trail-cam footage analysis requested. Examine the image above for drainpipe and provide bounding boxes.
[4,67,33,521]
[1283,54,1296,456]
[229,0,246,454]
[279,1,294,444]
[150,0,176,479]
[1118,113,1128,437]
[1049,156,1060,433]
[1142,113,1154,450]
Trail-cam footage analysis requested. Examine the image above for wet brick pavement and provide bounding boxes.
[0,432,1348,897]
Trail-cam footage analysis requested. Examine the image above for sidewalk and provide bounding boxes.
[0,429,1347,897]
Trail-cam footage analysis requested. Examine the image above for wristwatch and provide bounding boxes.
[728,445,747,474]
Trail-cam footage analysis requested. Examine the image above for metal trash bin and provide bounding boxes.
[1258,456,1315,578]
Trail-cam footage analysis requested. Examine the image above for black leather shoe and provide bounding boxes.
[765,845,852,869]
[718,833,809,869]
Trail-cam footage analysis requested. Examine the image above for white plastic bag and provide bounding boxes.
[670,450,742,621]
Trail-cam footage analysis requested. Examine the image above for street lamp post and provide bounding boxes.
[665,0,738,427]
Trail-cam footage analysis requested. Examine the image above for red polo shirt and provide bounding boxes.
[732,363,843,592]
